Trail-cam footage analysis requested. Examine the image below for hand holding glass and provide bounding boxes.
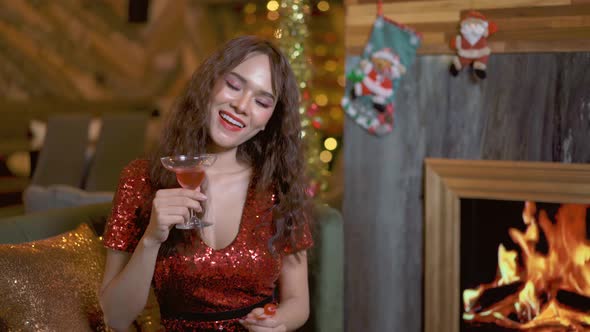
[160,155,216,229]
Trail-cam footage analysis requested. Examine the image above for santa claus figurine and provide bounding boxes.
[354,48,406,112]
[450,11,497,79]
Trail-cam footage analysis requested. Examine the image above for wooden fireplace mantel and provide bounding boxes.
[344,0,590,55]
[424,158,590,332]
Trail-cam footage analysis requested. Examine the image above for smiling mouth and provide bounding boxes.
[219,111,245,129]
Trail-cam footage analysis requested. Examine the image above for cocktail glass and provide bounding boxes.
[160,154,217,229]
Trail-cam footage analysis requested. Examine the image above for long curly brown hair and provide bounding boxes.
[149,35,310,255]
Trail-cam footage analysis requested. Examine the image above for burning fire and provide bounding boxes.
[463,201,590,331]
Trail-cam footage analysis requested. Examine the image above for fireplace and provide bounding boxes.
[424,159,590,332]
[462,199,590,331]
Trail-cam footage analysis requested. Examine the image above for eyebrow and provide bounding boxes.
[228,72,276,102]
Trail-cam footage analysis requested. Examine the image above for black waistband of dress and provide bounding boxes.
[160,295,275,322]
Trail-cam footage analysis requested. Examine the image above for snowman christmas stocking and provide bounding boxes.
[341,12,421,136]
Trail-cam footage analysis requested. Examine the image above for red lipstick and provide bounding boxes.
[218,110,245,132]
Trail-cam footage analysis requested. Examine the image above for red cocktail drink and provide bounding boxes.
[160,154,217,229]
[175,168,205,189]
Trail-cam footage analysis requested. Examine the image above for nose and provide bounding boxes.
[231,91,252,114]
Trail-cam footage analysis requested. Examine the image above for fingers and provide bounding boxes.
[155,188,207,200]
[156,206,190,220]
[152,189,207,229]
[239,307,285,331]
[144,188,207,244]
[239,319,286,332]
[250,308,265,318]
[157,196,203,212]
[153,189,205,213]
[152,214,185,228]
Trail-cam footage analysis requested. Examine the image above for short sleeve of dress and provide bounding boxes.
[103,159,153,253]
[282,218,314,255]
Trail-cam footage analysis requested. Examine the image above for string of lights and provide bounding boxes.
[240,1,344,197]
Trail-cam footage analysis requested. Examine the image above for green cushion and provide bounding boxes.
[0,202,112,244]
[23,184,114,213]
[0,205,25,219]
[310,204,344,332]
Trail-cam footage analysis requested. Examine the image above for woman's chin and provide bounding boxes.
[207,139,240,153]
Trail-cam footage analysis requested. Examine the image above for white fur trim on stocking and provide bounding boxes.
[362,76,393,99]
[372,95,386,104]
[354,82,363,96]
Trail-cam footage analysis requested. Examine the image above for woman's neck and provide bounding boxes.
[207,147,250,175]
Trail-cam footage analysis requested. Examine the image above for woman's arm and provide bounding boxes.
[276,251,311,330]
[241,251,310,332]
[100,188,205,330]
[99,240,161,331]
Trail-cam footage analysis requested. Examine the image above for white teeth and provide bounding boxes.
[220,113,245,128]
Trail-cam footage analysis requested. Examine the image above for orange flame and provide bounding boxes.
[498,244,519,286]
[463,202,590,330]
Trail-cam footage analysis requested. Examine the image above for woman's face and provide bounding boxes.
[207,52,277,153]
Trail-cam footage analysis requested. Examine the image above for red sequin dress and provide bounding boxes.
[103,159,313,332]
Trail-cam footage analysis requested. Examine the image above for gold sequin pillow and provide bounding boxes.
[0,223,109,331]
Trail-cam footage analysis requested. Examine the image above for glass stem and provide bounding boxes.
[189,208,196,223]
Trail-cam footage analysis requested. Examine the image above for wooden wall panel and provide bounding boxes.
[0,0,231,101]
[345,0,590,54]
[342,52,590,332]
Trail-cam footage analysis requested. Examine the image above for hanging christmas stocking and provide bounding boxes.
[341,7,421,136]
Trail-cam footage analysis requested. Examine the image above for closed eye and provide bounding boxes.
[256,100,271,108]
[226,80,240,91]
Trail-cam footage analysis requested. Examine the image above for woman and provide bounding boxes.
[99,36,313,332]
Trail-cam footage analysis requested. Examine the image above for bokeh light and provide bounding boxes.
[319,150,333,163]
[267,0,280,11]
[267,11,280,20]
[317,1,330,12]
[324,137,338,151]
[315,93,328,106]
[274,28,283,39]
